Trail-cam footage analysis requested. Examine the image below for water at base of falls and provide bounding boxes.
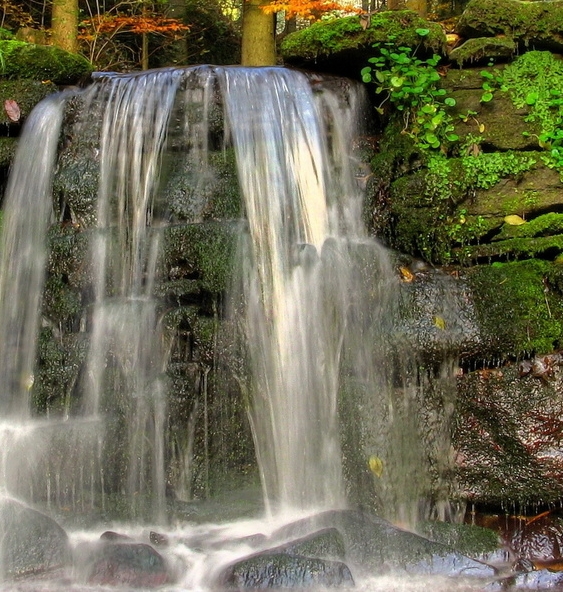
[0,65,464,590]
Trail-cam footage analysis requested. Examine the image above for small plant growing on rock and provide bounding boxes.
[361,30,458,151]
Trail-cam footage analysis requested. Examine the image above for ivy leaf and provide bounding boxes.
[415,28,430,36]
[481,92,494,103]
[444,97,456,107]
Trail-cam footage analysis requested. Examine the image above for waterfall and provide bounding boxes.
[218,68,367,512]
[0,65,440,525]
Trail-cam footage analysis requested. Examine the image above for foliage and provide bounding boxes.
[499,52,563,179]
[0,40,93,83]
[260,0,360,20]
[361,32,457,151]
[0,1,34,30]
[181,0,240,65]
[79,6,188,70]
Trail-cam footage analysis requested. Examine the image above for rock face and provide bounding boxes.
[456,0,563,54]
[217,511,497,589]
[0,498,70,579]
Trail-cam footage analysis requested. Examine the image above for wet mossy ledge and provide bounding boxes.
[0,40,93,85]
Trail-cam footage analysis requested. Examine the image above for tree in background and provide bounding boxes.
[241,0,275,66]
[79,3,188,69]
[240,0,359,66]
[51,0,78,51]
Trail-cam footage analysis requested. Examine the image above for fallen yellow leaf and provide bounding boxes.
[504,214,526,226]
[368,455,384,477]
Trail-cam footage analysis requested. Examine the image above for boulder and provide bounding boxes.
[220,553,354,589]
[0,497,70,579]
[281,12,445,76]
[456,0,563,54]
[271,510,496,578]
[455,356,563,505]
[76,540,170,587]
[0,40,93,85]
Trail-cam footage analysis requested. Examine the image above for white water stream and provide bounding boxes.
[0,66,469,590]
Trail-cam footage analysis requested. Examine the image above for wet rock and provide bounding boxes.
[0,497,70,579]
[79,541,170,588]
[220,553,354,589]
[455,361,563,506]
[272,510,496,578]
[503,514,563,562]
[486,568,563,591]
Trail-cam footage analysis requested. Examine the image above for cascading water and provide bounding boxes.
[0,64,468,590]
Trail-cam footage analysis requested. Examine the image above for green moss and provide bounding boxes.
[465,259,563,357]
[0,79,58,124]
[0,137,16,167]
[460,233,563,260]
[494,212,563,241]
[449,37,516,66]
[0,40,93,84]
[281,12,445,63]
[457,0,563,48]
[385,150,537,263]
[163,221,238,294]
[417,521,500,559]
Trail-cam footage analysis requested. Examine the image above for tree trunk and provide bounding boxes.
[241,0,276,66]
[51,0,78,53]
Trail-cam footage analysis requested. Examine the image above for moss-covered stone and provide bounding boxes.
[449,37,516,66]
[0,137,16,167]
[0,40,93,84]
[417,521,500,560]
[464,260,563,358]
[456,0,563,53]
[163,221,239,294]
[281,12,445,75]
[0,79,58,124]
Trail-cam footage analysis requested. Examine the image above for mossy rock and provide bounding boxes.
[449,37,516,66]
[464,259,563,358]
[162,221,239,294]
[0,40,93,84]
[456,0,563,53]
[280,12,445,76]
[0,79,58,124]
[0,136,16,167]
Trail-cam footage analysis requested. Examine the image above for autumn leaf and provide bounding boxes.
[368,455,384,477]
[504,214,526,226]
[399,266,415,282]
[433,315,446,330]
[260,0,361,20]
[4,99,20,122]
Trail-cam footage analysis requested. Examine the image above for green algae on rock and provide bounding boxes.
[456,0,563,53]
[0,40,93,84]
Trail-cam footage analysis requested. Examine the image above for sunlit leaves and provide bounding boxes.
[259,0,360,20]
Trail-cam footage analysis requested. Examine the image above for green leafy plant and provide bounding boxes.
[361,31,458,151]
[480,69,507,103]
